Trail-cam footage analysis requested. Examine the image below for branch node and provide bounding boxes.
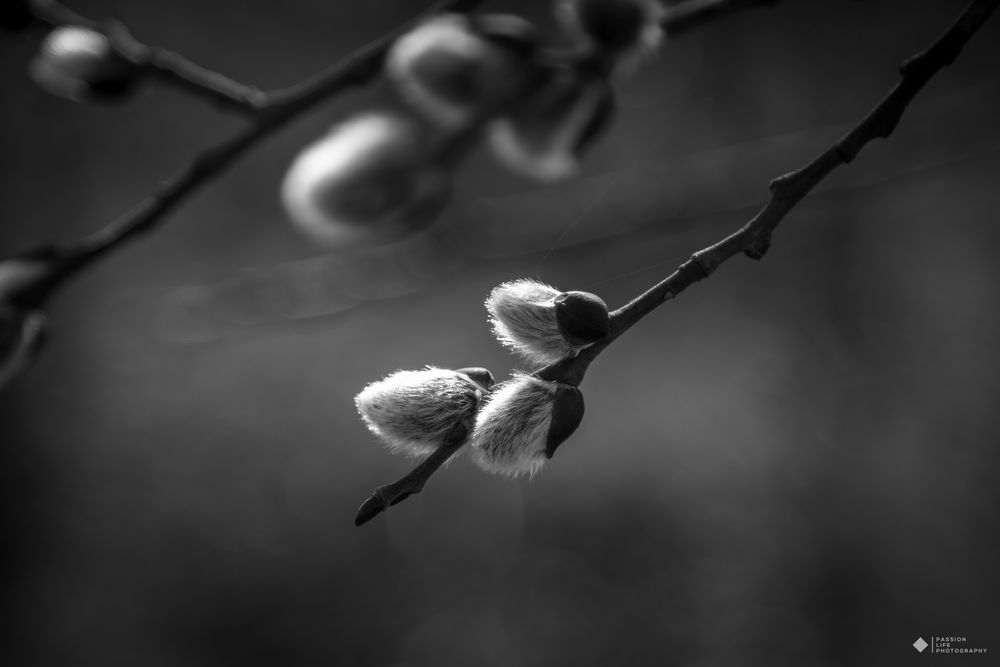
[833,142,855,165]
[690,248,718,277]
[743,234,771,260]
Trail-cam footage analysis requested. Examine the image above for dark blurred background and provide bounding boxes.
[2,1,999,665]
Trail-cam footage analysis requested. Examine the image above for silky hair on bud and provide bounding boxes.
[469,373,555,478]
[486,279,574,366]
[355,366,484,457]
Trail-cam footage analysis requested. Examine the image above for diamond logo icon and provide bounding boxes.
[914,637,929,653]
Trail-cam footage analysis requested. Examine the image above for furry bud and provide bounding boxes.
[355,366,490,457]
[487,68,614,181]
[555,0,664,74]
[30,26,137,102]
[386,13,540,128]
[469,374,584,477]
[554,290,610,346]
[281,113,452,248]
[486,278,608,366]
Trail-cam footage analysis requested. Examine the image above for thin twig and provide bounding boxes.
[354,421,470,526]
[364,0,998,523]
[11,0,781,307]
[28,0,266,113]
[536,0,999,387]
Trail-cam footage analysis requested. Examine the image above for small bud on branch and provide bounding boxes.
[30,25,138,102]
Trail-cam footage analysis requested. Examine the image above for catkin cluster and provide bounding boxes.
[355,278,609,478]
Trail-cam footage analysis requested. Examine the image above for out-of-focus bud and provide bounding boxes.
[0,0,30,32]
[386,13,540,128]
[486,278,609,366]
[555,0,665,74]
[0,258,52,390]
[281,113,453,248]
[469,373,584,477]
[355,366,494,457]
[29,26,138,103]
[487,68,614,181]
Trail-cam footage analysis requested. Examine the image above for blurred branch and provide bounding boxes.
[28,0,267,113]
[535,0,998,389]
[661,0,779,38]
[11,0,784,308]
[358,0,997,523]
[11,0,486,308]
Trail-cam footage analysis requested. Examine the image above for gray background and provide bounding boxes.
[2,1,999,665]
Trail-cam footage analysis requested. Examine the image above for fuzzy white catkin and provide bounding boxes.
[281,113,449,248]
[486,279,577,366]
[355,367,483,457]
[386,14,489,127]
[469,373,555,478]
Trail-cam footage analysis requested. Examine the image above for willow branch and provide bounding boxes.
[354,421,470,526]
[13,0,782,309]
[535,0,998,388]
[27,0,266,113]
[354,0,997,524]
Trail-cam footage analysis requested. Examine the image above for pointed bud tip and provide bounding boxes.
[354,494,386,526]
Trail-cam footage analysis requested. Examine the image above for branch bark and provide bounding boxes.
[360,0,999,524]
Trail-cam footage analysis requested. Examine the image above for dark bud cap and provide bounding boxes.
[469,13,539,58]
[545,384,584,459]
[554,290,610,346]
[455,367,495,393]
